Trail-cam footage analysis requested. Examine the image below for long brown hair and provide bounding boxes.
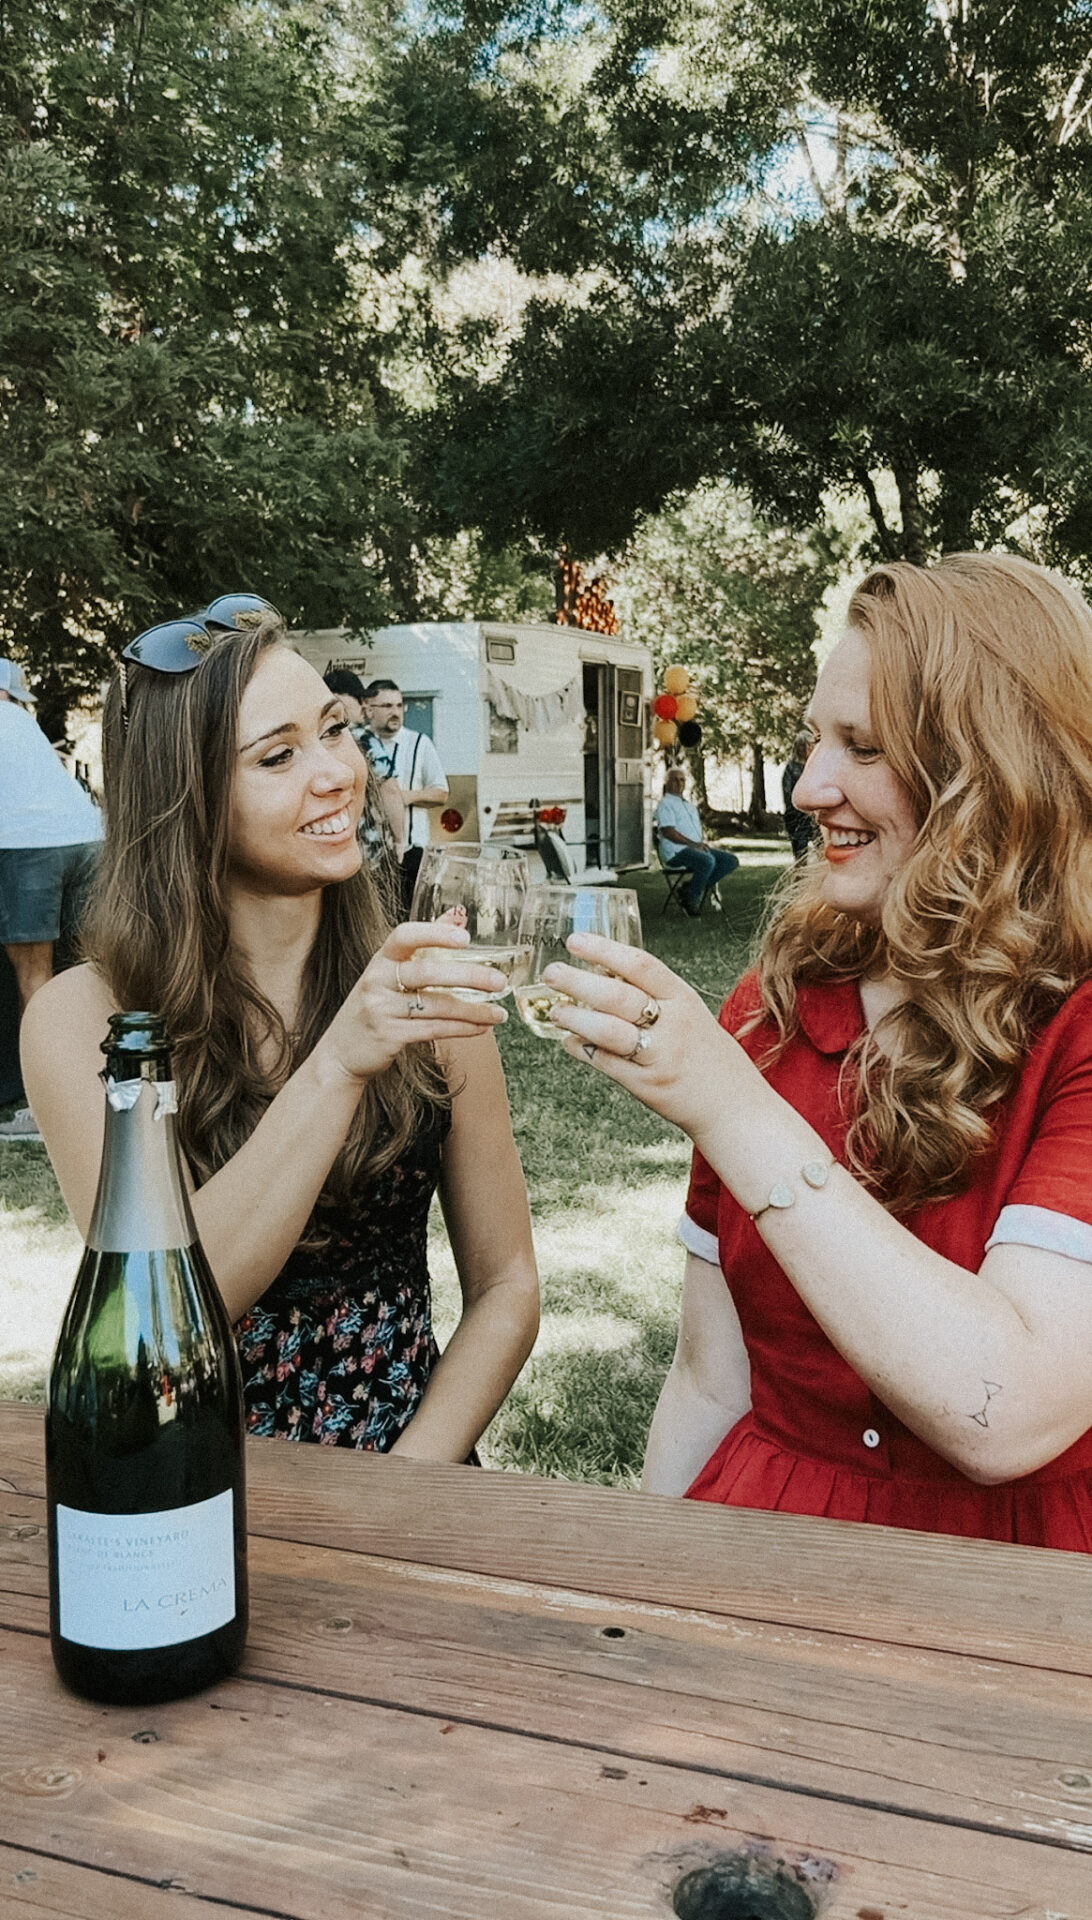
[756,552,1092,1208]
[86,614,448,1227]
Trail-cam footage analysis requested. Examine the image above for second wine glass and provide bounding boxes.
[512,884,643,1040]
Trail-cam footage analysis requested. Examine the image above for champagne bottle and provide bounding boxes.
[46,1012,248,1704]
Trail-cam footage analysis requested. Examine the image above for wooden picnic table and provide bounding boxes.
[2,1398,1091,1919]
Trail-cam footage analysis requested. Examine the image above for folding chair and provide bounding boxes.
[534,824,577,884]
[653,827,691,913]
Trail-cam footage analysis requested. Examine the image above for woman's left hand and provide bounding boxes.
[542,934,735,1134]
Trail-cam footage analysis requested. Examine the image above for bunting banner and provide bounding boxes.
[485,665,584,734]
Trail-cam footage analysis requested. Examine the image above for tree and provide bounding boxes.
[615,483,840,820]
[0,0,434,692]
[399,0,1092,577]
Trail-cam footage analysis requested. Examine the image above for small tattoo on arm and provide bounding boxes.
[968,1380,1002,1428]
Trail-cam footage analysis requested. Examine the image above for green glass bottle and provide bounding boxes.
[46,1013,248,1703]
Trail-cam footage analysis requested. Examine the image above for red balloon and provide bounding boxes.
[651,692,679,721]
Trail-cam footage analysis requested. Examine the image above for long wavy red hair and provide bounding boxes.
[755,553,1092,1208]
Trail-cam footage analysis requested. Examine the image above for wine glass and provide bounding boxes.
[512,884,643,1040]
[409,844,531,1002]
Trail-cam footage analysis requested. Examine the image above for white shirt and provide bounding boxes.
[367,727,448,849]
[655,791,702,862]
[0,701,103,850]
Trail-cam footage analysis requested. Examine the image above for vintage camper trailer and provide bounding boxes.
[294,620,653,878]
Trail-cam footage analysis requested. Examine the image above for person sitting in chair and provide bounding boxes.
[654,768,739,917]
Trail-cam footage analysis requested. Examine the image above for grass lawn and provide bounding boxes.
[0,843,790,1483]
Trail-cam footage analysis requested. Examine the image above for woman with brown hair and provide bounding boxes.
[22,596,538,1458]
[544,553,1092,1547]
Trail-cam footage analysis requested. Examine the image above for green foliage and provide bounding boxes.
[410,0,1092,574]
[0,0,432,688]
[615,483,841,761]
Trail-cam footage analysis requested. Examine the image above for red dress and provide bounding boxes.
[684,973,1092,1549]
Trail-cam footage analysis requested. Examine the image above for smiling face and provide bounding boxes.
[227,646,365,898]
[790,629,920,925]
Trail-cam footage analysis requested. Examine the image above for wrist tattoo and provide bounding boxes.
[968,1380,1002,1428]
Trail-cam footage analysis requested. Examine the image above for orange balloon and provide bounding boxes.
[674,694,698,722]
[663,665,690,694]
[652,718,678,746]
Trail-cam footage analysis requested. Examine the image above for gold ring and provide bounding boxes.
[634,996,661,1030]
[395,962,409,994]
[626,1030,652,1062]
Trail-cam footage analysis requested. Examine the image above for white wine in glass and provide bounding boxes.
[409,845,531,1001]
[513,885,643,1041]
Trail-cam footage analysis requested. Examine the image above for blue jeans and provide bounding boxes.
[665,845,739,911]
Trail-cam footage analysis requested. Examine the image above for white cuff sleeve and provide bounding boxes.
[677,1213,721,1265]
[986,1204,1092,1265]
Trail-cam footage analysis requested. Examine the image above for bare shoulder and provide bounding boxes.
[21,965,118,1235]
[21,963,115,1073]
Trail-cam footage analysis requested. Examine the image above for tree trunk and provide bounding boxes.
[748,739,766,827]
[893,461,929,565]
[686,746,710,822]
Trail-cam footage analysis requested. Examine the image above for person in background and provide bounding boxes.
[0,659,103,1142]
[654,766,740,917]
[322,669,406,890]
[362,678,449,909]
[22,598,539,1457]
[543,553,1092,1551]
[782,730,818,863]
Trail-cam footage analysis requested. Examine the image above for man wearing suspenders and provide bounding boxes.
[361,679,449,910]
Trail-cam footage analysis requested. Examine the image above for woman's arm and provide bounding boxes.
[641,1252,751,1495]
[391,1032,539,1463]
[20,926,509,1324]
[543,938,1092,1486]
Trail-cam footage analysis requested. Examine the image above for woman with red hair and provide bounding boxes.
[547,553,1092,1548]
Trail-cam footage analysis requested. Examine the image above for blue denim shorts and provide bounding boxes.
[0,842,100,945]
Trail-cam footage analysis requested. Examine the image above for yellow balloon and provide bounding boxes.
[674,694,698,723]
[652,718,678,746]
[663,665,690,694]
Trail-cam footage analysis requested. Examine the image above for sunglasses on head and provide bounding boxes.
[118,594,281,731]
[121,594,281,675]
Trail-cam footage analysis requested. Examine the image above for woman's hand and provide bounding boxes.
[318,917,507,1087]
[542,932,734,1135]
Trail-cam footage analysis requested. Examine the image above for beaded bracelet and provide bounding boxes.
[748,1159,834,1225]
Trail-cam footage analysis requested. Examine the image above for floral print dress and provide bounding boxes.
[234,1107,450,1449]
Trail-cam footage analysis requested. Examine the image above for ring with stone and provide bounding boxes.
[409,994,427,1016]
[634,996,661,1030]
[626,1029,652,1062]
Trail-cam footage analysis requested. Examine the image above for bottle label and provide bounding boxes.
[56,1492,236,1650]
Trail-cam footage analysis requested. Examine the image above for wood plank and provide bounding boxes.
[0,1843,275,1920]
[0,1631,1088,1920]
[5,1399,1092,1674]
[6,1518,1092,1858]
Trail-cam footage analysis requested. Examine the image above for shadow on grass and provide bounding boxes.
[482,1311,679,1486]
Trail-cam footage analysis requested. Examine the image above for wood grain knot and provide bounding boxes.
[1,1764,83,1798]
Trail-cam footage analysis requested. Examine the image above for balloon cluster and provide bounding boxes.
[651,666,701,749]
